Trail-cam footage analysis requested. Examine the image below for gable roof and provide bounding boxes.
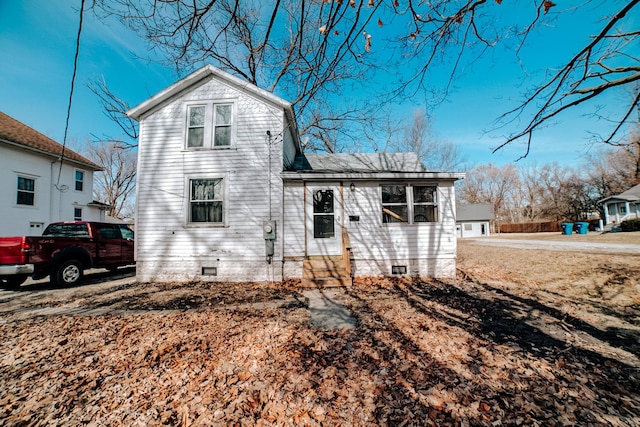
[0,111,101,170]
[599,183,640,203]
[127,64,294,120]
[456,203,494,221]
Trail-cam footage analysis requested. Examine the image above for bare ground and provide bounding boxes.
[0,234,639,426]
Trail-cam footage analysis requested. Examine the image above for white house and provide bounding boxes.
[600,183,640,225]
[127,65,464,284]
[0,112,107,237]
[456,203,493,238]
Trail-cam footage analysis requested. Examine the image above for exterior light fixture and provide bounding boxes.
[350,183,356,192]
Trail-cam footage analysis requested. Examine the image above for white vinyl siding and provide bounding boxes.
[135,76,286,282]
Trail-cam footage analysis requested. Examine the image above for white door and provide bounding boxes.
[306,184,342,256]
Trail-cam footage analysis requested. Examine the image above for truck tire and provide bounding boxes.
[52,260,84,287]
[1,275,28,289]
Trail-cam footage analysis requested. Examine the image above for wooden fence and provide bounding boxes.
[498,221,563,233]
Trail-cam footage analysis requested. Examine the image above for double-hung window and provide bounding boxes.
[186,102,234,149]
[17,176,35,206]
[382,184,438,224]
[75,170,85,191]
[189,178,224,224]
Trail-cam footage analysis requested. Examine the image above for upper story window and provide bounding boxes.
[186,102,234,149]
[17,176,35,206]
[75,170,85,191]
[381,184,438,224]
[189,178,224,224]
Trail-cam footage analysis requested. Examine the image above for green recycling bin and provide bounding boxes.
[561,222,573,235]
[575,222,589,234]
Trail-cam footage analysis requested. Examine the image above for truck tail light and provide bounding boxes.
[21,240,31,251]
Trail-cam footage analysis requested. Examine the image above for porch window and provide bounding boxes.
[413,185,438,222]
[382,184,438,224]
[619,203,627,215]
[17,176,35,206]
[382,185,408,223]
[189,178,224,223]
[185,102,234,149]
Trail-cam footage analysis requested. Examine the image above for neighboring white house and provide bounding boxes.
[0,111,107,237]
[127,65,464,284]
[456,203,493,238]
[599,183,640,225]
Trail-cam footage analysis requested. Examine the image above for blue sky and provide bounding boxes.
[0,0,636,169]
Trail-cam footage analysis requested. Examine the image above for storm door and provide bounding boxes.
[306,184,342,256]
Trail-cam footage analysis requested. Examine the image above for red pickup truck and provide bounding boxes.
[0,221,134,289]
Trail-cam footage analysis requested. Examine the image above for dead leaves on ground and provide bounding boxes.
[1,277,639,426]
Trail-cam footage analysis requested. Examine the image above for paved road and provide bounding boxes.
[465,238,640,254]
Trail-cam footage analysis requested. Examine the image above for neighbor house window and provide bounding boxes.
[17,176,35,206]
[75,170,85,191]
[185,102,234,149]
[382,184,438,224]
[74,208,82,221]
[189,178,224,223]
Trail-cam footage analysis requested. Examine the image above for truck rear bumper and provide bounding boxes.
[0,265,35,276]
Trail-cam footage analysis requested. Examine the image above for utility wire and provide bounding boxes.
[56,0,86,189]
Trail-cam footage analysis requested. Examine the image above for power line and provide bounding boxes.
[56,0,86,190]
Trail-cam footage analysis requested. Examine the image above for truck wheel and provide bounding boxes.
[1,275,28,289]
[52,260,84,287]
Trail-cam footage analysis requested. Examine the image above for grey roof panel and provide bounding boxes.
[295,152,427,173]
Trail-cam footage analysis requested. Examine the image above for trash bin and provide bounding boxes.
[561,222,573,235]
[575,222,589,234]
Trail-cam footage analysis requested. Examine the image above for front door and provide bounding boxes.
[306,184,342,256]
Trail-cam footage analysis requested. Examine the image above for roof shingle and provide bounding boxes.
[0,111,101,170]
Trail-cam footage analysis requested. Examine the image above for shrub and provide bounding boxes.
[620,218,640,232]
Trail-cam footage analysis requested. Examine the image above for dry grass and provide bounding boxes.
[1,238,639,426]
[488,230,640,244]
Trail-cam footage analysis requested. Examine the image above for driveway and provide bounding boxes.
[464,236,640,254]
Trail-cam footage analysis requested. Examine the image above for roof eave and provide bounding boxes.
[127,64,293,121]
[282,171,466,181]
[1,138,102,171]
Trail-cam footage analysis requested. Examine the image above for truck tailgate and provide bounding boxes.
[0,237,28,265]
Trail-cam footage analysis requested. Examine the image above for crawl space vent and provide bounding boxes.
[391,265,407,275]
[202,267,217,276]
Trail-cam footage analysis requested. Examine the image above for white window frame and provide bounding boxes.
[75,169,85,192]
[185,174,228,227]
[17,175,36,206]
[184,101,236,150]
[381,183,439,225]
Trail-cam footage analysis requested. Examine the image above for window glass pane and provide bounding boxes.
[43,223,89,237]
[607,204,616,215]
[216,105,231,125]
[76,170,84,181]
[189,106,205,126]
[383,205,408,223]
[75,172,84,191]
[188,128,205,147]
[18,177,34,191]
[313,190,334,213]
[413,186,436,203]
[120,226,134,239]
[191,201,223,222]
[382,185,406,204]
[191,179,222,201]
[314,215,335,238]
[414,205,437,222]
[620,203,627,214]
[17,192,34,205]
[214,126,231,146]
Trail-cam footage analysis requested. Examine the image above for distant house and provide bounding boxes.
[456,203,493,238]
[599,183,640,225]
[127,65,464,284]
[0,111,107,237]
